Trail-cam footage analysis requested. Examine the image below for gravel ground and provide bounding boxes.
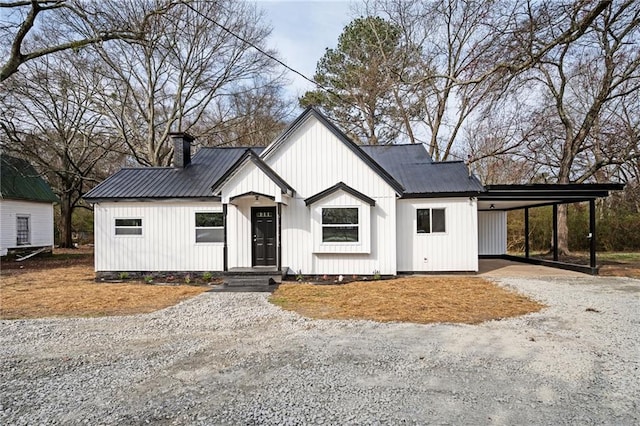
[1,276,639,425]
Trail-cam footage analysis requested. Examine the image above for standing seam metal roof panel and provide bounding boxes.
[84,147,263,200]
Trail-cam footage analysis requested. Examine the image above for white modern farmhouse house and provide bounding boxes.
[84,108,621,280]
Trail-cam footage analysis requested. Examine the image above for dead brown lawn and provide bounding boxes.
[270,276,545,324]
[0,265,208,319]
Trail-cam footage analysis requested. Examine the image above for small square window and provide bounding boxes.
[417,208,445,233]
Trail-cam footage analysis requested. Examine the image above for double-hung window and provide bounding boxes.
[115,218,142,235]
[322,207,359,243]
[417,208,446,233]
[16,216,30,245]
[195,212,223,243]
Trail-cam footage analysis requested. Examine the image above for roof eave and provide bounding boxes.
[305,182,376,206]
[83,196,221,203]
[400,191,484,199]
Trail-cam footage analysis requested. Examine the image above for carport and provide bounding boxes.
[477,183,624,275]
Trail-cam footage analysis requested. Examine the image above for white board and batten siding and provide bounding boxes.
[264,116,398,275]
[221,162,283,204]
[478,211,507,255]
[94,201,223,272]
[397,198,478,272]
[0,200,54,254]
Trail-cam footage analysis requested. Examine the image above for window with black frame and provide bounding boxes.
[195,212,223,243]
[322,207,359,242]
[417,208,446,233]
[115,218,142,235]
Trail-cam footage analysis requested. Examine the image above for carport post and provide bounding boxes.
[277,203,282,271]
[589,199,596,269]
[524,207,530,258]
[223,204,228,272]
[552,204,558,261]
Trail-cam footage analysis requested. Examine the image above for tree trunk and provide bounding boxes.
[556,203,570,256]
[58,194,75,249]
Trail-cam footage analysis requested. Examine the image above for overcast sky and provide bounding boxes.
[256,0,354,103]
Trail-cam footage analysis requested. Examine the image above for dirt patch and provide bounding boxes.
[270,276,545,324]
[0,249,208,319]
[598,264,640,279]
[1,247,93,275]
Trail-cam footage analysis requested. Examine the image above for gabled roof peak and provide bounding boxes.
[260,107,405,194]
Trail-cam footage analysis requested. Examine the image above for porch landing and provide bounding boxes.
[220,267,285,289]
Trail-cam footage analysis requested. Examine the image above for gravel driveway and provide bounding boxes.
[1,276,639,425]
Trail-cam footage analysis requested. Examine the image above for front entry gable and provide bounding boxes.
[212,149,294,204]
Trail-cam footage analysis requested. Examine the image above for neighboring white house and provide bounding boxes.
[1,154,58,256]
[84,107,621,277]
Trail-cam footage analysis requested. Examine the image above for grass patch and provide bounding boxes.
[0,265,208,319]
[597,252,640,263]
[270,276,545,324]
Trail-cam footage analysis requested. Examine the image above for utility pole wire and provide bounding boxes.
[182,2,418,145]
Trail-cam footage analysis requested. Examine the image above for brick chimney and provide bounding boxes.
[170,132,194,168]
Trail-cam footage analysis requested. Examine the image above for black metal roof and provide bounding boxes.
[361,145,485,196]
[305,182,376,206]
[84,147,263,201]
[0,154,59,203]
[83,110,486,202]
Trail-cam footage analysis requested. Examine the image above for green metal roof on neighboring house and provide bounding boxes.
[0,153,59,203]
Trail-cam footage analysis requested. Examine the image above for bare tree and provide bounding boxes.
[0,51,122,247]
[510,0,640,254]
[362,0,614,160]
[195,80,294,147]
[0,0,181,81]
[92,0,285,166]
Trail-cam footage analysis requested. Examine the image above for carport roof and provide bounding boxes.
[478,183,625,211]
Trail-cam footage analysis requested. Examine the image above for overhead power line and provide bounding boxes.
[183,2,422,146]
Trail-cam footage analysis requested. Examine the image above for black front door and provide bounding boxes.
[252,207,276,266]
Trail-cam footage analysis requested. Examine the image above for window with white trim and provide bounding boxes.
[322,207,359,242]
[115,218,142,235]
[16,216,30,245]
[195,212,223,243]
[417,208,446,233]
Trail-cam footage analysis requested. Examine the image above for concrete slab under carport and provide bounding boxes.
[478,259,587,278]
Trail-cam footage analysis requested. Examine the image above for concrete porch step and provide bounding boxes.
[223,268,284,287]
